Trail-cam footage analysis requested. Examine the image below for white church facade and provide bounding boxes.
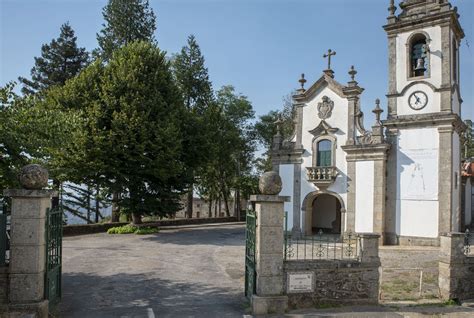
[272,0,467,245]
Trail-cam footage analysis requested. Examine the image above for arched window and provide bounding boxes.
[409,33,429,78]
[317,140,332,167]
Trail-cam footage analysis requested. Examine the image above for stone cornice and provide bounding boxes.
[271,148,304,164]
[383,113,464,133]
[342,144,391,162]
[293,73,346,102]
[383,9,464,40]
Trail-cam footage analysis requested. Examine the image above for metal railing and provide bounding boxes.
[464,229,472,256]
[284,212,361,261]
[306,166,337,182]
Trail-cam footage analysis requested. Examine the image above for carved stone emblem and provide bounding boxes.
[318,96,334,120]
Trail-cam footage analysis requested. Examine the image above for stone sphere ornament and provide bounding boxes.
[19,164,49,190]
[259,171,282,195]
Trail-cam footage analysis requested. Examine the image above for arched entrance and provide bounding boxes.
[311,194,341,234]
[302,191,345,236]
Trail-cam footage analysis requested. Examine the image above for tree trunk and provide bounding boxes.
[95,183,100,223]
[215,197,218,217]
[222,190,230,217]
[186,183,193,218]
[86,184,92,224]
[131,212,142,225]
[52,179,61,208]
[218,196,222,217]
[111,192,120,222]
[208,198,212,218]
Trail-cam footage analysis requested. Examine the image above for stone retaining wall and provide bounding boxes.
[284,259,380,308]
[63,217,239,236]
[0,266,8,305]
[439,233,474,301]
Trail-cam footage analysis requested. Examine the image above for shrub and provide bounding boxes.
[107,224,159,235]
[107,224,137,234]
[135,227,160,235]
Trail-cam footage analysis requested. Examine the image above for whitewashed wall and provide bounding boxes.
[355,161,374,233]
[299,84,349,231]
[280,164,294,231]
[396,128,439,237]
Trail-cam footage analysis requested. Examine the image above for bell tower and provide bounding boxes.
[382,0,465,245]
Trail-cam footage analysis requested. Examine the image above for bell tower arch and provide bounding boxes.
[382,0,465,245]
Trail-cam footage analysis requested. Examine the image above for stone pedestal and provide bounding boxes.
[249,194,290,315]
[3,189,56,317]
[438,232,474,301]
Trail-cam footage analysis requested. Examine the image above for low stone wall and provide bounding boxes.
[284,259,380,308]
[0,266,8,305]
[63,216,239,236]
[439,233,474,301]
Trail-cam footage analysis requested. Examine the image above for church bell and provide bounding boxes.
[415,57,426,72]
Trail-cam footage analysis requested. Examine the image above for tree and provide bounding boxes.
[172,35,213,218]
[0,82,81,200]
[254,94,295,172]
[197,86,256,216]
[50,41,187,224]
[18,23,89,95]
[95,0,156,61]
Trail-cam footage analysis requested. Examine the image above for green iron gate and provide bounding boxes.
[45,206,63,308]
[244,209,256,299]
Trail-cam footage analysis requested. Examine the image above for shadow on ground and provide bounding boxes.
[60,271,248,318]
[142,225,246,247]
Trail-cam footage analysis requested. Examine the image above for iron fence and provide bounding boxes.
[464,229,472,256]
[284,212,361,261]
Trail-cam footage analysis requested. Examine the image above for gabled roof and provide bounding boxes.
[293,73,346,103]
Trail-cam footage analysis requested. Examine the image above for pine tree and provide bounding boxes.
[18,22,89,95]
[172,35,214,218]
[95,0,156,61]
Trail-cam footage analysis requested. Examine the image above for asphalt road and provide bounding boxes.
[60,223,247,318]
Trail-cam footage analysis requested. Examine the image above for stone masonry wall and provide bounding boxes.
[284,259,380,308]
[439,233,474,301]
[0,266,8,305]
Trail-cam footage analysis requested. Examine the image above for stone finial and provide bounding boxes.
[298,73,307,92]
[259,171,282,195]
[274,115,283,136]
[372,98,383,125]
[388,0,396,17]
[349,65,357,82]
[18,164,49,190]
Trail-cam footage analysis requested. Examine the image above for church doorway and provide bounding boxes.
[311,194,341,234]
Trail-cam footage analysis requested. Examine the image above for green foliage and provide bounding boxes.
[18,22,89,95]
[51,41,187,221]
[134,226,160,235]
[254,94,295,172]
[0,82,82,194]
[197,86,257,214]
[95,0,156,61]
[107,224,159,234]
[107,224,137,234]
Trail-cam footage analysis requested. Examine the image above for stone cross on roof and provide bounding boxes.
[323,49,336,70]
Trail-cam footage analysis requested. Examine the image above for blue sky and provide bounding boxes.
[1,0,473,123]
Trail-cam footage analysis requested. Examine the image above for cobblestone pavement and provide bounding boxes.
[60,223,247,318]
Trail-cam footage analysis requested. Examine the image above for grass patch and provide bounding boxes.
[107,224,159,235]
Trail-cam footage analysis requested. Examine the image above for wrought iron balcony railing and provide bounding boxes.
[306,166,337,185]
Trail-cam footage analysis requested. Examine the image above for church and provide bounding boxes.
[271,0,468,245]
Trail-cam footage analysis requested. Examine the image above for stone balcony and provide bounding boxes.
[306,166,337,187]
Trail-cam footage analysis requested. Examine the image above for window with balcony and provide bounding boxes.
[317,139,332,166]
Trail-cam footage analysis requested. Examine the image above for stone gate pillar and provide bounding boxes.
[250,171,289,315]
[3,164,56,317]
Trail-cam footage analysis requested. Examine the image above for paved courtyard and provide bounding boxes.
[60,223,247,318]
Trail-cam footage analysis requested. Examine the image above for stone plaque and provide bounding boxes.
[287,272,314,293]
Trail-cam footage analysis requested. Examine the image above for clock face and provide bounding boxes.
[408,91,428,110]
